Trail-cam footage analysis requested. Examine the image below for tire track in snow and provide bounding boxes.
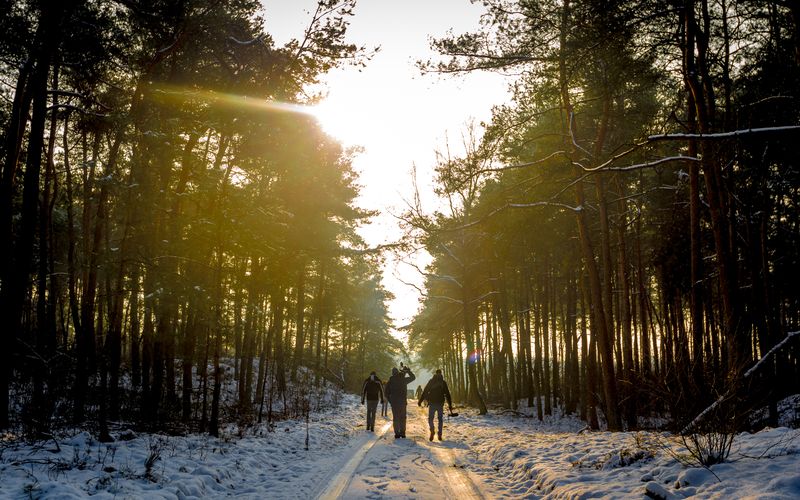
[316,403,486,499]
[315,420,393,499]
[411,406,485,500]
[425,441,484,499]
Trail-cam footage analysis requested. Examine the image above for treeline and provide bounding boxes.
[0,0,402,438]
[407,0,800,431]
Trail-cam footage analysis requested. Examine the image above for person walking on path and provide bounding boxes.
[385,364,415,438]
[418,369,453,441]
[361,371,384,432]
[380,379,389,417]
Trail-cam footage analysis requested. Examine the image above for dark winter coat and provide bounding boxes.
[385,370,415,407]
[419,374,452,408]
[362,376,384,402]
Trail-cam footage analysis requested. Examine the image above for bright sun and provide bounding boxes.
[308,95,370,147]
[305,71,410,152]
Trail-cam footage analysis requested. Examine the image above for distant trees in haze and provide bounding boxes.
[0,0,402,436]
[408,0,800,430]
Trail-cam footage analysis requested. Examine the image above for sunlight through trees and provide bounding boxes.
[408,0,800,431]
[0,0,400,436]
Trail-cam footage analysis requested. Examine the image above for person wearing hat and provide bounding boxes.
[418,369,453,441]
[385,364,415,438]
[361,370,384,432]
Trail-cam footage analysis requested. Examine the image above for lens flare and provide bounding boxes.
[468,349,482,365]
[148,83,315,116]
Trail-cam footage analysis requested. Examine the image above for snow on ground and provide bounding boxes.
[0,396,366,499]
[332,421,446,499]
[445,404,800,499]
[1,394,799,499]
[330,406,483,499]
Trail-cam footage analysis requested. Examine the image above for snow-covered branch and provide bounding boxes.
[508,201,582,212]
[393,275,426,297]
[473,150,569,175]
[228,35,265,46]
[568,111,593,159]
[46,104,108,117]
[441,200,581,233]
[438,243,464,268]
[429,295,464,305]
[743,330,800,379]
[577,126,797,173]
[648,125,800,142]
[469,290,499,305]
[681,330,800,435]
[603,155,701,172]
[402,257,463,289]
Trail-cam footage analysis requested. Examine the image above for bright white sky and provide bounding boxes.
[261,0,508,336]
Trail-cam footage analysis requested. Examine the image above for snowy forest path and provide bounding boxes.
[411,405,486,500]
[314,400,486,499]
[315,419,394,499]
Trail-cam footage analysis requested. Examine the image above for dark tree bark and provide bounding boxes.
[0,0,67,428]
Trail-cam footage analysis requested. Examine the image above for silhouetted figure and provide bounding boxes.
[418,369,452,441]
[415,385,423,400]
[381,380,389,417]
[385,365,415,438]
[361,371,384,432]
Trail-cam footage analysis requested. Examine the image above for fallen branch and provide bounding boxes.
[496,409,530,417]
[681,331,800,435]
[743,330,800,379]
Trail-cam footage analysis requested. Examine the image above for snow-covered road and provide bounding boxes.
[1,393,799,498]
[315,404,484,499]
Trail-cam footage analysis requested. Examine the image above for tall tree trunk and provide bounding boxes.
[12,61,47,403]
[634,193,651,379]
[540,278,552,416]
[549,271,560,413]
[683,1,707,405]
[462,295,487,414]
[559,0,621,430]
[291,260,307,379]
[75,133,103,422]
[32,63,61,430]
[182,307,197,422]
[0,64,36,427]
[495,280,518,409]
[683,0,743,375]
[580,271,600,429]
[0,2,66,427]
[0,60,35,317]
[564,269,579,414]
[614,178,637,428]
